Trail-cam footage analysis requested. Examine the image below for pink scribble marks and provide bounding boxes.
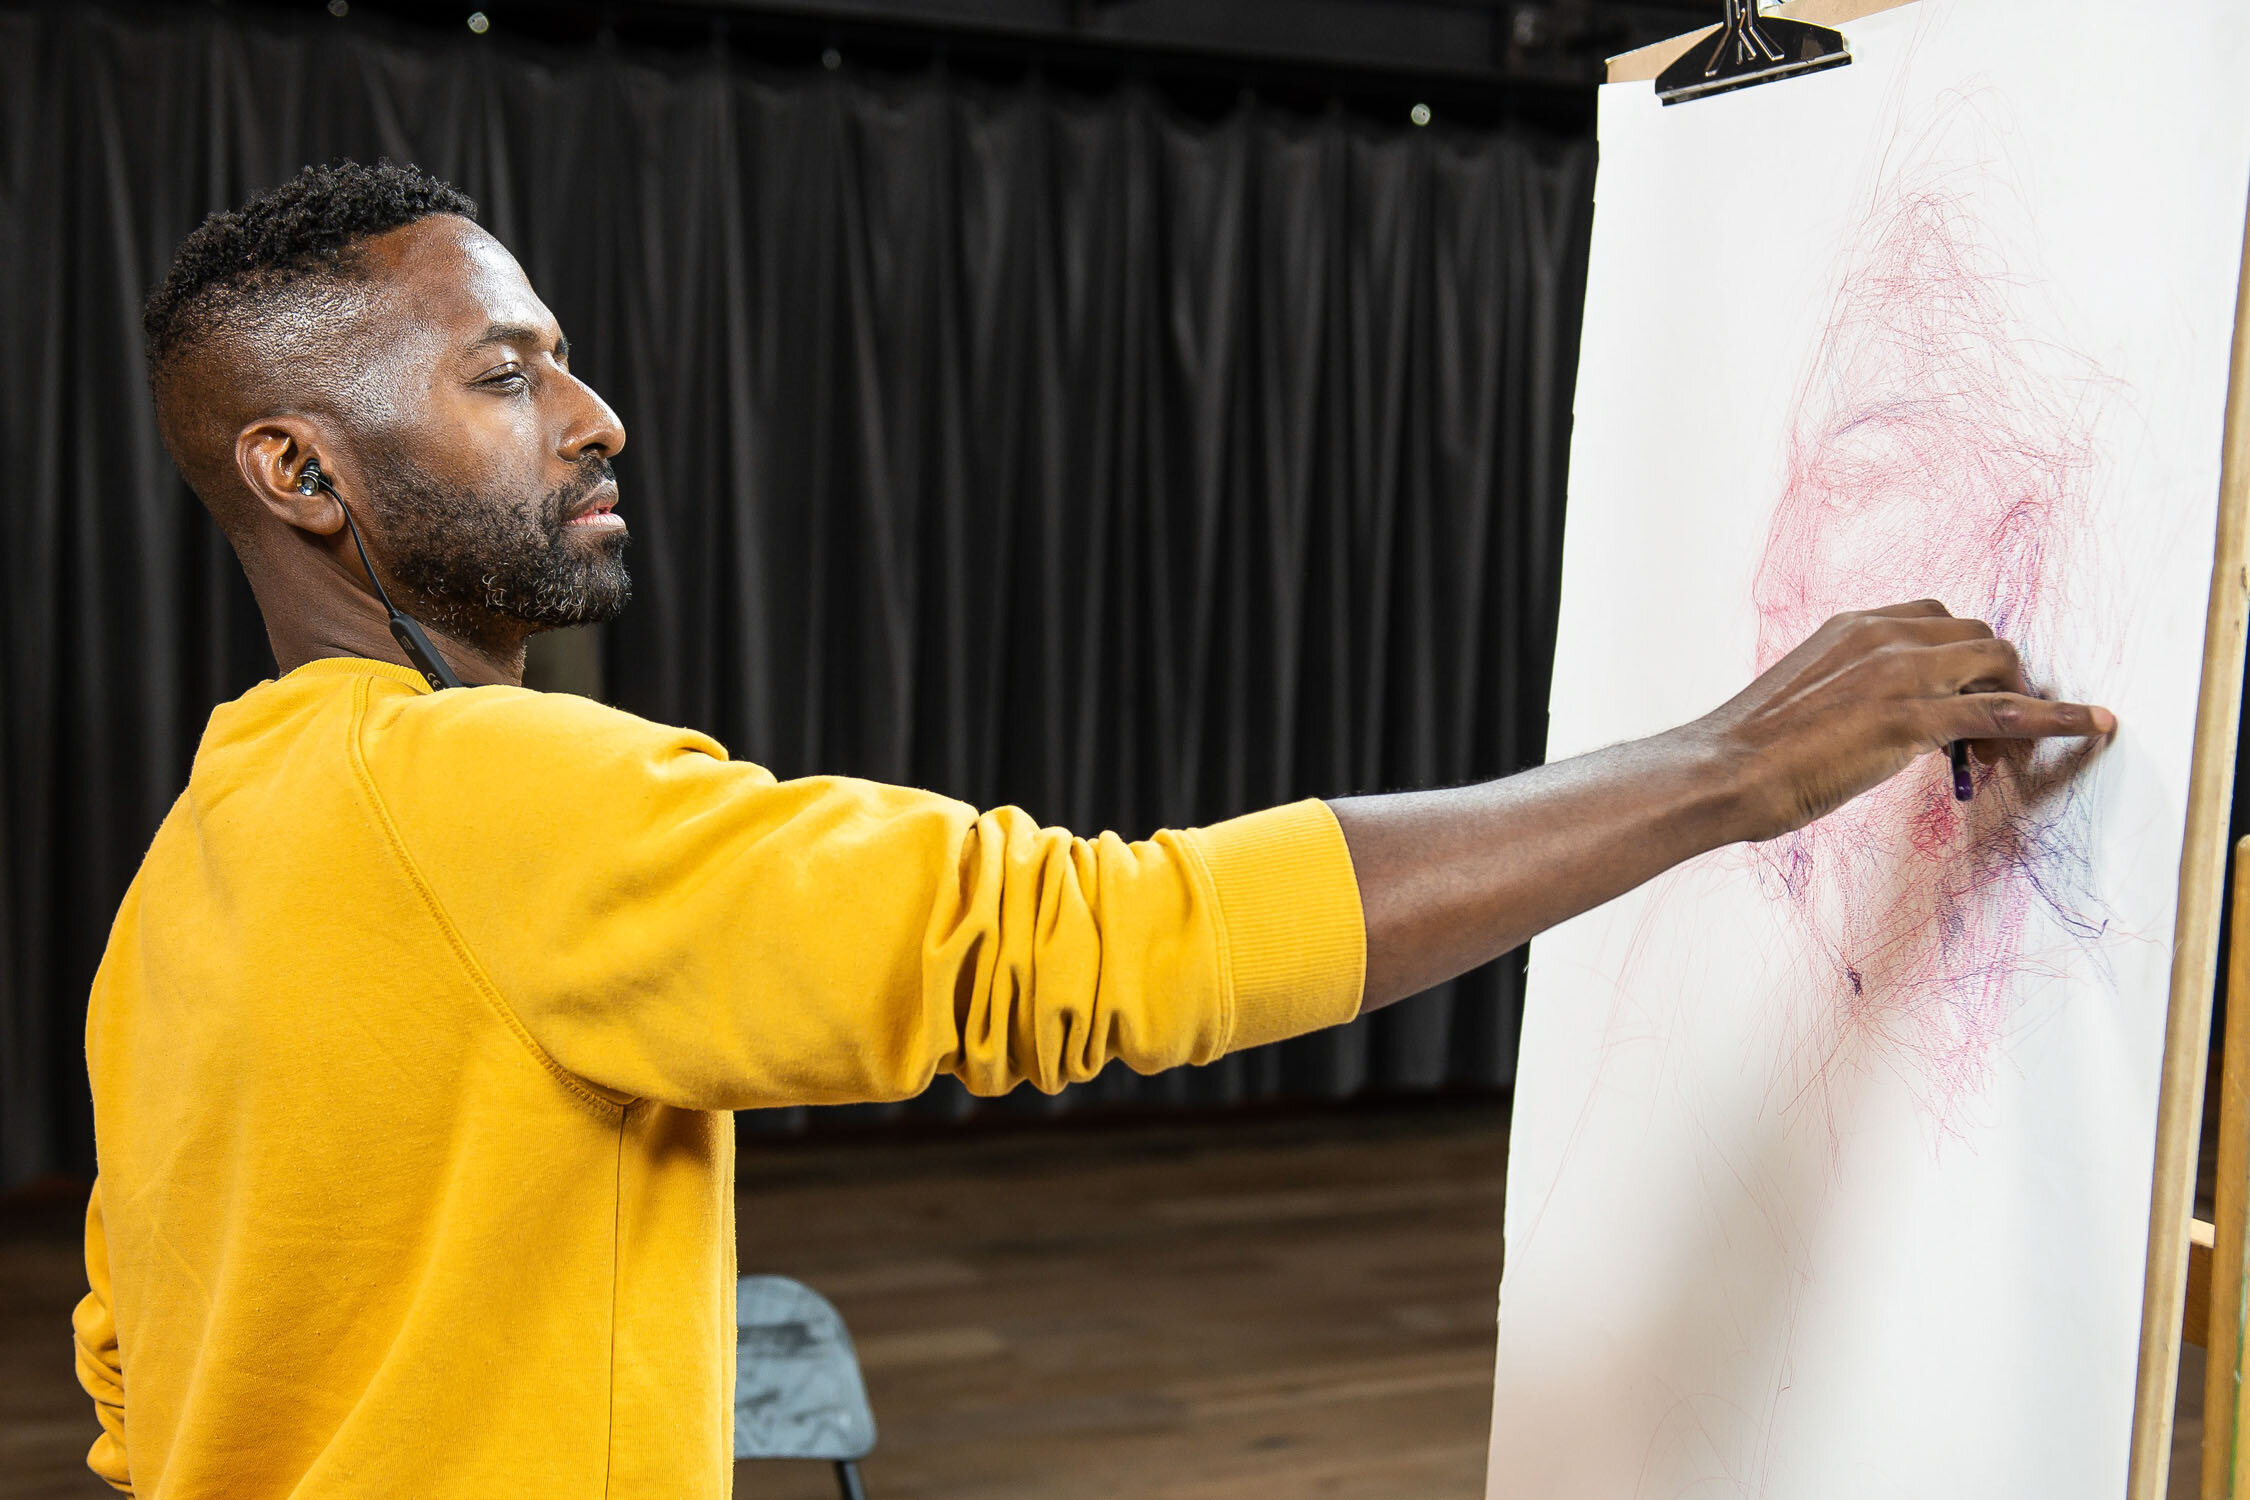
[1749,112,2112,1153]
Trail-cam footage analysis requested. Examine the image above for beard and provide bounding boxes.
[362,449,632,640]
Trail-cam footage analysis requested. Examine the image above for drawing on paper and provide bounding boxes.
[1746,93,2120,1154]
[1480,1,2250,1484]
[1577,97,2134,1497]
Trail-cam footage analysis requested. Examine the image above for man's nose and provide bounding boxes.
[559,372,626,461]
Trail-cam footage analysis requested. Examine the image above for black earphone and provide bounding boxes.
[297,458,468,692]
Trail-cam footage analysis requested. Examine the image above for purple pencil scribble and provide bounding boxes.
[1746,96,2117,1156]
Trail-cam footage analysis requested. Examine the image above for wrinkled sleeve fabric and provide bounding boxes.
[355,687,1365,1111]
[74,1179,132,1494]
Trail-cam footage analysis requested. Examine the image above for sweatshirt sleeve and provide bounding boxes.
[354,686,1365,1111]
[74,1179,133,1494]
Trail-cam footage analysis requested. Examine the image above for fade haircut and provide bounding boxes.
[144,159,477,379]
[142,159,478,530]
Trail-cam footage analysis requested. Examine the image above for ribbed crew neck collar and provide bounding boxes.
[281,657,439,694]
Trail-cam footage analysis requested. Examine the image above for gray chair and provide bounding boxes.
[734,1275,877,1500]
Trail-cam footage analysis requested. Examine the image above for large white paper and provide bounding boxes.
[1487,3,2250,1496]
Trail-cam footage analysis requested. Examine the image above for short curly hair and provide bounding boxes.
[143,159,477,376]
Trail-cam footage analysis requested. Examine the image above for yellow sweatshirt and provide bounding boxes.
[73,658,1365,1498]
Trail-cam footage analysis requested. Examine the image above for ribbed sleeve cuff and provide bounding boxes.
[1189,799,1367,1053]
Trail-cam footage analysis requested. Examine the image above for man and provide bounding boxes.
[74,160,2112,1497]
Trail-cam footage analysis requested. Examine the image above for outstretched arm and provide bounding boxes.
[1331,601,2116,1010]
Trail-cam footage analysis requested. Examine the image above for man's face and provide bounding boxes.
[343,216,630,641]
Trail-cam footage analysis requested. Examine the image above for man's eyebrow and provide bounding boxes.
[464,322,569,360]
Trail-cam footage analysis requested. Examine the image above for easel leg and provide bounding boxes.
[2128,162,2250,1500]
[2203,840,2250,1499]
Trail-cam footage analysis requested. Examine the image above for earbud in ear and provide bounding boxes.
[297,459,323,497]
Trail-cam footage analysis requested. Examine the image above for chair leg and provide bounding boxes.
[833,1460,867,1500]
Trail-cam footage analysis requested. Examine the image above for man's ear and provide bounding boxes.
[235,419,347,538]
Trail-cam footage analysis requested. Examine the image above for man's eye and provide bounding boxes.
[483,368,528,390]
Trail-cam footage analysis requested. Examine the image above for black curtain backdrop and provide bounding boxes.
[0,0,1594,1181]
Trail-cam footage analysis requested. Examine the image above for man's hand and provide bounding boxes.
[1328,600,2115,1010]
[1692,599,2115,843]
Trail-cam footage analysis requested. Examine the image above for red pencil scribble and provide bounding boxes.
[1748,97,2114,1153]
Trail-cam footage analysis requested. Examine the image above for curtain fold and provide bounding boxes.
[0,0,1592,1179]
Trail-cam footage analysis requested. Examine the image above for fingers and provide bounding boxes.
[1828,606,1993,647]
[1937,692,2118,744]
[1859,598,1955,620]
[1901,616,1998,644]
[1915,636,2029,697]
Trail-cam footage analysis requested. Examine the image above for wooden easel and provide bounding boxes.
[1608,5,2250,1496]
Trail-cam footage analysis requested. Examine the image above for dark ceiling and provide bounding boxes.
[210,0,1724,127]
[654,0,1715,85]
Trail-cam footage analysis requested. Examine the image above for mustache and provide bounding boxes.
[542,457,618,526]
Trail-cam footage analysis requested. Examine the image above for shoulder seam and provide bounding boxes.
[344,678,626,1122]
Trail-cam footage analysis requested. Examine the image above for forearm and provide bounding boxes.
[1325,601,2118,1013]
[1328,728,1747,1009]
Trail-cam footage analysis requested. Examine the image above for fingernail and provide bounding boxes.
[2092,707,2118,735]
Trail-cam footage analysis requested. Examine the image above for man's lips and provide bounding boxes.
[563,480,624,532]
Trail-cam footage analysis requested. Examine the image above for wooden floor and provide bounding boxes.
[730,1105,1508,1500]
[0,1100,2212,1498]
